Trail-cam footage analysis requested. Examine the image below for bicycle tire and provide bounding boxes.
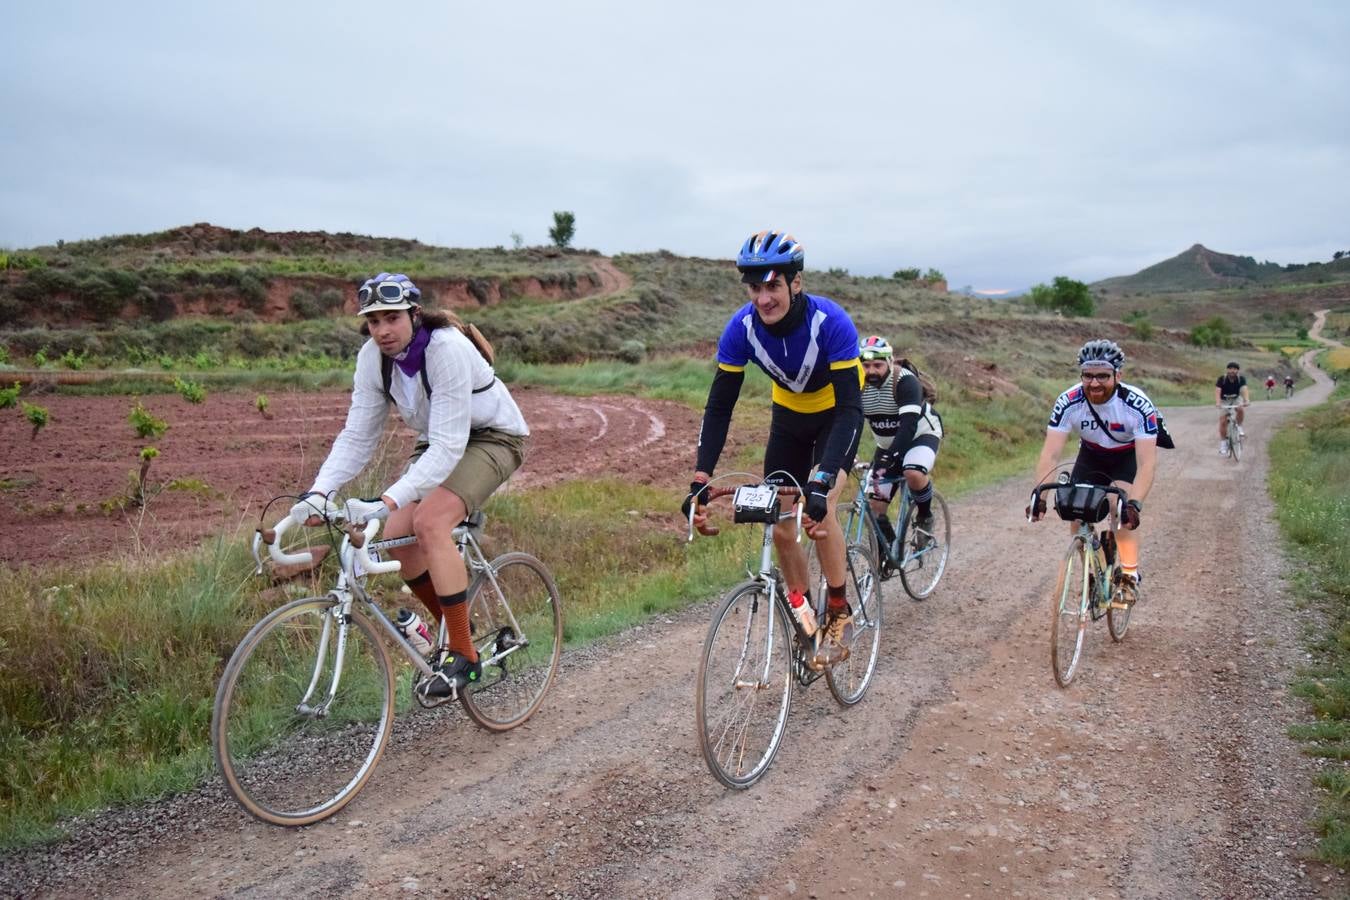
[695,581,794,789]
[212,596,395,826]
[1107,572,1134,642]
[897,490,952,600]
[460,552,563,732]
[1230,428,1243,462]
[1050,538,1089,687]
[826,544,882,707]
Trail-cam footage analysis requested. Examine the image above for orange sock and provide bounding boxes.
[404,571,443,626]
[439,594,478,663]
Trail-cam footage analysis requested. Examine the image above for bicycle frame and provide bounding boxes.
[252,511,530,706]
[840,463,937,571]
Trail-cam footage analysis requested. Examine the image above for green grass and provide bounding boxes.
[1269,381,1350,865]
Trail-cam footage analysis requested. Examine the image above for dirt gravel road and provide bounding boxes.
[4,334,1345,899]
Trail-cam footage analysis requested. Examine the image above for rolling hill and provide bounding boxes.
[1095,243,1350,294]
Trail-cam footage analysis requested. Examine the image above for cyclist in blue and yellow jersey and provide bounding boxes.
[682,230,864,668]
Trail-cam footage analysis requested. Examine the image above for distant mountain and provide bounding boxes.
[1094,244,1350,294]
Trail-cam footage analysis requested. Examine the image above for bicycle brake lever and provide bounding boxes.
[251,530,265,575]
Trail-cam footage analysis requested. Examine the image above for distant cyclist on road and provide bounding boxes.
[683,230,863,668]
[857,335,943,579]
[1264,374,1276,398]
[1028,340,1158,587]
[1215,361,1249,456]
[1284,373,1295,398]
[292,273,529,698]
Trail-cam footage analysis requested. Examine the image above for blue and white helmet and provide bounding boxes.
[736,230,804,283]
[1077,339,1125,371]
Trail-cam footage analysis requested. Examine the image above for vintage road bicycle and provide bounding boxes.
[211,501,562,826]
[1028,474,1139,687]
[832,460,951,600]
[1219,402,1244,462]
[689,474,881,788]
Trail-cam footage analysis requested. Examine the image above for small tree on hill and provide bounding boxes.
[1028,276,1094,317]
[893,267,921,281]
[549,211,576,249]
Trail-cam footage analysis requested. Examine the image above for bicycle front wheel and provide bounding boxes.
[459,552,563,732]
[1107,572,1136,642]
[212,596,395,826]
[1230,428,1243,462]
[898,490,952,600]
[696,582,794,789]
[1050,538,1090,687]
[826,544,882,707]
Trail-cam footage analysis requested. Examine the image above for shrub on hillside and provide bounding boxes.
[1189,316,1235,348]
[893,267,921,281]
[1028,276,1094,317]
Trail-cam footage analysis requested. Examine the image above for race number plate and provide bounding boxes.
[733,484,780,524]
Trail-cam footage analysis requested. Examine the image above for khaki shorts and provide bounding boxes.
[408,428,527,512]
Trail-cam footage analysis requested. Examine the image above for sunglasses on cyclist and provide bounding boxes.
[1080,371,1115,383]
[358,281,418,307]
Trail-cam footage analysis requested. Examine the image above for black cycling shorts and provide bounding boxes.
[763,404,859,488]
[1070,444,1136,486]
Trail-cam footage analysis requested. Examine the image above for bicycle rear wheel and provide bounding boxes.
[460,552,563,732]
[1050,538,1090,687]
[898,490,952,600]
[212,596,394,826]
[826,544,882,706]
[696,582,794,789]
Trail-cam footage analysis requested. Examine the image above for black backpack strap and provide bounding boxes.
[382,354,434,403]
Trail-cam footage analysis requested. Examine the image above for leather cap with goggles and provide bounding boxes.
[357,273,421,314]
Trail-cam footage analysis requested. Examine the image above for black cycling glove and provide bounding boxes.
[1121,499,1142,530]
[804,477,831,523]
[681,480,711,518]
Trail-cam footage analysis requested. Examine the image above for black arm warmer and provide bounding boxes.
[819,366,863,477]
[890,371,924,452]
[694,367,744,474]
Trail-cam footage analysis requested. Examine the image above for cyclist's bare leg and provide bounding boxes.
[1111,478,1140,578]
[382,502,441,624]
[1235,407,1245,428]
[1217,411,1229,440]
[776,472,847,594]
[387,487,475,659]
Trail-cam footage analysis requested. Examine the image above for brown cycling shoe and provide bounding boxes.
[811,606,853,670]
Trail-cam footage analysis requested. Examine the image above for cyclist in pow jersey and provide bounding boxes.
[682,230,863,669]
[1028,339,1158,587]
[1215,361,1248,456]
[291,273,529,698]
[857,335,944,579]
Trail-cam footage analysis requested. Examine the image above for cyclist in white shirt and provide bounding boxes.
[1028,340,1157,586]
[291,273,529,696]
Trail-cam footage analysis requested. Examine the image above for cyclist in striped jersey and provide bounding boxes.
[858,336,944,578]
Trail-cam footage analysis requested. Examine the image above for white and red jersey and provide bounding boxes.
[1047,382,1161,452]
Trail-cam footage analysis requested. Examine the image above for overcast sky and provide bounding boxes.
[2,1,1347,290]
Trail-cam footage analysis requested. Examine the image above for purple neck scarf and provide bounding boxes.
[394,326,431,377]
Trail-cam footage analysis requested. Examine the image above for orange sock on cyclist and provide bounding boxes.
[826,583,848,612]
[405,571,444,626]
[438,591,478,663]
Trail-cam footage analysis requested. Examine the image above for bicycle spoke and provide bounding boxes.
[1050,539,1089,687]
[213,598,394,825]
[460,552,563,732]
[696,584,793,788]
